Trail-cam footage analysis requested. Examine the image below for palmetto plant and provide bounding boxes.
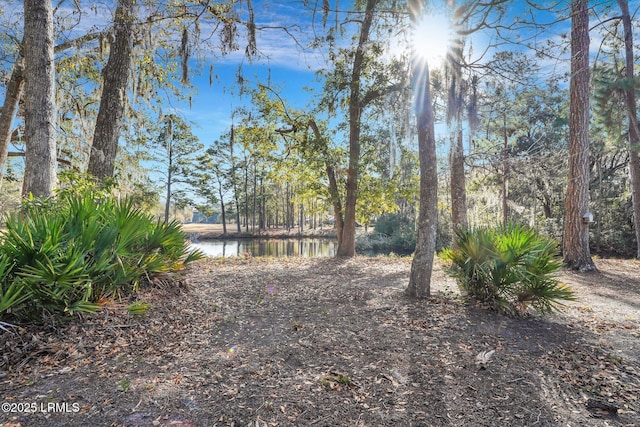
[0,181,204,322]
[0,255,27,323]
[441,223,575,315]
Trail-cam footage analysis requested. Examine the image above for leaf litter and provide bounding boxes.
[0,256,639,426]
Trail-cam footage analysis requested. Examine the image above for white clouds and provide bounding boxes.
[209,26,326,72]
[194,8,326,73]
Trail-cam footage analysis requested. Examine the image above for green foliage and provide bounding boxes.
[0,183,203,322]
[117,379,131,392]
[374,213,407,236]
[127,301,152,315]
[441,223,575,315]
[390,223,416,252]
[0,255,27,315]
[321,373,352,388]
[373,213,416,252]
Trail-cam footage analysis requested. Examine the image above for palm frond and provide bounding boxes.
[442,223,574,315]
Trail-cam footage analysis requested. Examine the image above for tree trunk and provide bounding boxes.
[450,126,467,233]
[562,0,596,271]
[259,177,265,231]
[407,0,438,298]
[234,195,241,232]
[0,31,106,191]
[22,0,56,198]
[229,125,241,233]
[164,143,172,224]
[502,113,509,226]
[252,161,258,232]
[617,0,640,259]
[243,155,249,232]
[219,189,227,235]
[336,0,378,257]
[313,199,317,229]
[446,12,468,239]
[302,203,306,233]
[290,197,295,230]
[407,67,438,298]
[87,0,134,180]
[0,51,25,190]
[285,183,291,230]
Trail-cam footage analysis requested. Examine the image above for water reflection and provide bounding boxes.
[191,238,338,258]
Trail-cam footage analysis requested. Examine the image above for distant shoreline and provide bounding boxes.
[181,223,337,240]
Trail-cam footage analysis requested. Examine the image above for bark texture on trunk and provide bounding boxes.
[218,175,227,234]
[1,31,106,190]
[337,0,378,257]
[450,127,467,233]
[229,125,242,233]
[164,145,172,224]
[407,62,438,298]
[617,0,640,259]
[22,0,57,198]
[406,0,438,298]
[502,115,509,226]
[87,0,134,180]
[563,0,596,271]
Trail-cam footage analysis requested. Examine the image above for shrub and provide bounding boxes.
[355,232,390,251]
[0,255,27,317]
[372,213,416,252]
[389,220,416,251]
[440,223,575,315]
[0,182,203,322]
[374,213,410,236]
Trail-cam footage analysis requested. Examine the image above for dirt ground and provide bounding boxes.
[1,256,639,427]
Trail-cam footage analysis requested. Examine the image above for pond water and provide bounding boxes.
[191,238,338,258]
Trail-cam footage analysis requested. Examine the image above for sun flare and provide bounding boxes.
[412,13,453,66]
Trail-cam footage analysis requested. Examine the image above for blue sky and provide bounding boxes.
[2,0,638,160]
[154,0,330,150]
[177,0,503,149]
[177,0,452,148]
[175,62,322,148]
[171,0,617,149]
[127,0,638,159]
[0,0,326,154]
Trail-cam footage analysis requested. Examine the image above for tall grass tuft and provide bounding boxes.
[0,175,203,322]
[441,223,575,315]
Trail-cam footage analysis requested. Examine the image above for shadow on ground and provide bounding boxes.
[1,257,638,426]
